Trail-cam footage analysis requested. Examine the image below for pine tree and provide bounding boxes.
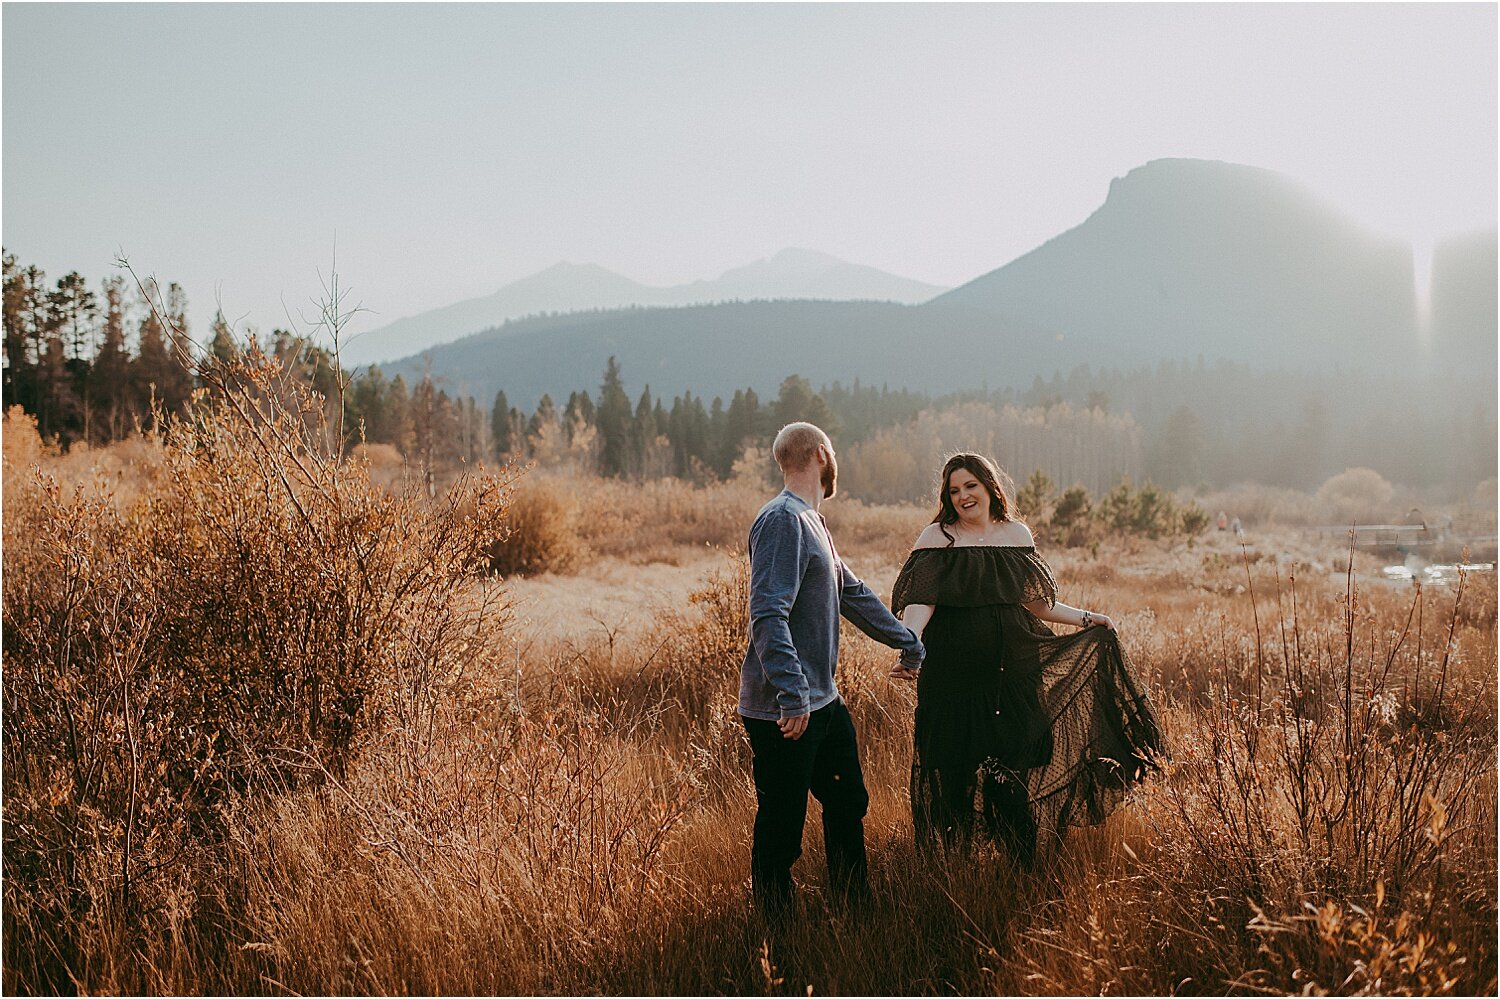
[385,374,415,454]
[51,272,97,362]
[562,389,596,445]
[208,309,238,366]
[525,396,555,462]
[528,393,557,443]
[132,280,193,422]
[2,253,38,414]
[1016,470,1057,523]
[160,282,195,410]
[631,385,655,478]
[491,389,512,459]
[132,282,169,424]
[667,392,711,478]
[594,356,632,478]
[721,387,760,476]
[773,374,839,437]
[411,376,465,495]
[708,396,729,478]
[460,395,483,464]
[22,265,52,398]
[93,276,131,442]
[38,328,74,442]
[349,366,387,446]
[507,406,527,459]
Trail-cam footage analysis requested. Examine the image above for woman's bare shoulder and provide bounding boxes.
[912,522,949,550]
[1000,520,1036,546]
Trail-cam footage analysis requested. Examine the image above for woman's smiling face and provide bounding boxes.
[947,468,992,525]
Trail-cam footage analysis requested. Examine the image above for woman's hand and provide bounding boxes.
[1085,612,1116,631]
[889,659,920,682]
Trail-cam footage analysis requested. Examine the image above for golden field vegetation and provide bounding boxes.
[2,357,1497,996]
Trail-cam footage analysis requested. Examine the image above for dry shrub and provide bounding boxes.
[1195,480,1321,527]
[1247,888,1473,995]
[1315,466,1397,525]
[1454,569,1498,632]
[2,350,510,995]
[2,405,53,468]
[1132,564,1493,989]
[487,474,587,576]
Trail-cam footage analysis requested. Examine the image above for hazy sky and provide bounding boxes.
[4,3,1495,341]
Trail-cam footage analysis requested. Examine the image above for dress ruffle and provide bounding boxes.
[891,545,1058,612]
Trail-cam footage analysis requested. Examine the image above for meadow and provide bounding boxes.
[2,358,1496,996]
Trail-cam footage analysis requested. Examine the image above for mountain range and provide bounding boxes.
[935,159,1420,363]
[377,158,1496,409]
[342,248,947,366]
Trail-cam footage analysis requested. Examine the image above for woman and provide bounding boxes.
[890,453,1165,865]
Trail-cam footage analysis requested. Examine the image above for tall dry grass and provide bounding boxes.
[487,469,930,572]
[3,387,1496,993]
[2,345,512,994]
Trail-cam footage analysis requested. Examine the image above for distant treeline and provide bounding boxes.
[3,254,196,445]
[0,252,864,484]
[5,253,1494,498]
[1017,361,1497,493]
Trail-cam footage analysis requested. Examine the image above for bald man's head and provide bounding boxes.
[772,422,837,498]
[772,422,828,474]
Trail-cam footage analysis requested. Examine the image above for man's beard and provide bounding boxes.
[821,458,837,499]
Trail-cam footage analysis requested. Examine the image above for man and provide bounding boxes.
[739,421,925,918]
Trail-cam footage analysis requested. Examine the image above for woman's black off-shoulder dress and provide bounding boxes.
[891,545,1166,862]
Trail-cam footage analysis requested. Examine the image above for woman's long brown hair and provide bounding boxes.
[930,452,1014,546]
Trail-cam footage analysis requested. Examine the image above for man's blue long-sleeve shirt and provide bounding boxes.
[739,489,924,721]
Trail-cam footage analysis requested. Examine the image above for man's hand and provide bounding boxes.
[889,662,920,682]
[777,712,810,740]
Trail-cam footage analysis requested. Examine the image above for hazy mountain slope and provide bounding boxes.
[344,250,948,366]
[934,158,1419,367]
[1429,227,1498,372]
[381,159,1492,410]
[387,299,1076,411]
[677,248,947,304]
[345,263,666,367]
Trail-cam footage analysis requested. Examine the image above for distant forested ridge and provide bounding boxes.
[5,247,1494,502]
[7,156,1497,501]
[379,160,1496,409]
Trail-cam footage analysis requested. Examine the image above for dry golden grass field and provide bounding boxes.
[3,384,1496,996]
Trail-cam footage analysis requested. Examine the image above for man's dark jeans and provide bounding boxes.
[742,698,870,918]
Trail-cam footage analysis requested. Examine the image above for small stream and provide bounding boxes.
[1382,561,1495,585]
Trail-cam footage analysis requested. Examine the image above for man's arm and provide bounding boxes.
[837,559,925,668]
[748,510,812,718]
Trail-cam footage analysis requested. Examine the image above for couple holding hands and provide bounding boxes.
[738,422,1165,918]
